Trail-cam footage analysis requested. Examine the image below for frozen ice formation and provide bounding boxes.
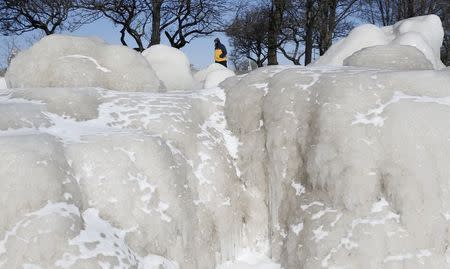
[1,15,450,269]
[142,45,199,91]
[194,63,235,89]
[343,45,434,70]
[225,66,450,269]
[5,35,161,91]
[313,15,445,69]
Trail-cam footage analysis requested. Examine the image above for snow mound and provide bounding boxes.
[194,63,235,89]
[313,14,445,69]
[204,69,235,89]
[5,35,160,91]
[142,45,199,91]
[343,45,434,70]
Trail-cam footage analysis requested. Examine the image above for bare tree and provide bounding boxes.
[315,0,359,55]
[80,0,151,51]
[278,0,309,65]
[163,0,227,49]
[266,0,289,65]
[0,0,93,36]
[226,6,269,67]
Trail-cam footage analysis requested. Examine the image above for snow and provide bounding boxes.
[142,44,199,91]
[1,15,450,269]
[313,14,445,69]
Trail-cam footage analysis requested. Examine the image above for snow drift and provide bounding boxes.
[5,35,161,91]
[313,14,445,69]
[1,15,450,269]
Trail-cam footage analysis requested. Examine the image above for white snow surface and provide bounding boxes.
[1,15,450,269]
[312,14,445,69]
[5,35,161,91]
[142,45,199,91]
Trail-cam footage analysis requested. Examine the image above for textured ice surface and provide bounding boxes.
[225,66,450,269]
[343,45,434,70]
[2,65,450,269]
[5,35,161,91]
[313,15,445,69]
[142,45,199,91]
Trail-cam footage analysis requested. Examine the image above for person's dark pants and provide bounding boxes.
[216,61,227,67]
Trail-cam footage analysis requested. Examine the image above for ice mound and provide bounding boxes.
[313,14,445,69]
[5,35,161,91]
[194,63,235,89]
[343,45,434,70]
[142,45,199,90]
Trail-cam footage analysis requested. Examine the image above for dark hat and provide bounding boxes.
[214,38,220,43]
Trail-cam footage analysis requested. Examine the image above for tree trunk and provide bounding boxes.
[318,0,337,55]
[304,0,314,65]
[150,0,163,46]
[268,0,284,65]
[407,0,415,17]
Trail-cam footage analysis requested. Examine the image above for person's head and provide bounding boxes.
[214,38,220,45]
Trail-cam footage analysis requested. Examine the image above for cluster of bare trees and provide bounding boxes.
[0,0,449,69]
[0,0,227,52]
[227,0,450,68]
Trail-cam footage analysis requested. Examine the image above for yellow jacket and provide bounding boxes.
[215,44,227,62]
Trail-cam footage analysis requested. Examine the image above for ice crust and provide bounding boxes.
[313,15,445,69]
[5,35,161,91]
[1,15,450,269]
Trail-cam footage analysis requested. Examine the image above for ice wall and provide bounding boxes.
[5,35,161,91]
[0,85,243,268]
[225,66,450,268]
[312,15,445,69]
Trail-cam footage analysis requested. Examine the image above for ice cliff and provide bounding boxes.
[0,15,449,269]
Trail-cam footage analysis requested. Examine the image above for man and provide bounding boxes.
[214,38,227,67]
